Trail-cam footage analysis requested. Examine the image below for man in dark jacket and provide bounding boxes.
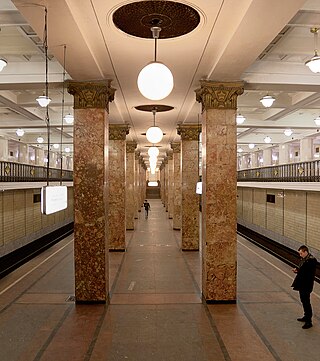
[291,245,317,329]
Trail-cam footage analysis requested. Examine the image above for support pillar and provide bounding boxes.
[68,80,115,303]
[134,151,140,218]
[167,151,174,218]
[109,124,129,250]
[196,80,244,302]
[126,141,137,230]
[171,142,181,230]
[177,124,201,250]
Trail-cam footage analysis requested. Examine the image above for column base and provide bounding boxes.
[182,248,199,251]
[204,298,237,304]
[75,299,108,304]
[109,249,126,252]
[126,228,134,230]
[173,227,181,230]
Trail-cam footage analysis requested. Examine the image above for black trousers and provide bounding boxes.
[299,290,312,322]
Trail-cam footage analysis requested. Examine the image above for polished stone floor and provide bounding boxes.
[0,199,319,361]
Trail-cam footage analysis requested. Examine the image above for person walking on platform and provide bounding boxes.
[143,199,151,219]
[291,245,317,329]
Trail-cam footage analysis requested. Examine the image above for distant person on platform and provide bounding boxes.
[143,200,151,219]
[291,245,317,329]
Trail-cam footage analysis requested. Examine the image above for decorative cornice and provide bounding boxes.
[170,142,181,153]
[109,124,130,140]
[177,124,201,141]
[126,141,137,153]
[67,80,115,111]
[195,80,244,110]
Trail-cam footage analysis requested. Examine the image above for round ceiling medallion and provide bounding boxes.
[135,104,174,112]
[113,1,200,39]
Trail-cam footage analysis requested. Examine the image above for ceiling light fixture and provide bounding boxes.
[264,136,272,143]
[305,28,320,73]
[37,136,44,144]
[53,143,59,149]
[284,128,293,137]
[36,94,51,107]
[314,116,320,126]
[260,95,275,108]
[236,114,246,125]
[237,147,243,153]
[248,143,255,149]
[64,147,71,153]
[146,108,163,144]
[137,23,173,100]
[16,128,24,137]
[0,58,7,72]
[64,113,74,124]
[148,146,159,157]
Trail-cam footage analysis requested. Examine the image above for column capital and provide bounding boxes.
[67,80,115,111]
[195,80,244,111]
[167,150,173,160]
[126,141,137,153]
[177,124,201,141]
[171,142,181,153]
[109,124,130,140]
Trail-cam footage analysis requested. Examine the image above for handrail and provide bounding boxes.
[0,161,73,182]
[237,159,320,182]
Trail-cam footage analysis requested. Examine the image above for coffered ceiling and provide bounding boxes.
[0,0,320,165]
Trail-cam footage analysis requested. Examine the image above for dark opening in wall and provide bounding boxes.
[33,193,41,203]
[266,194,275,203]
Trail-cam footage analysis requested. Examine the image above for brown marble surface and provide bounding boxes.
[126,147,135,230]
[109,138,126,250]
[172,147,181,230]
[73,108,109,302]
[201,108,237,302]
[167,155,174,219]
[181,139,199,250]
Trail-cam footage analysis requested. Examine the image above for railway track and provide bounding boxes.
[237,224,320,283]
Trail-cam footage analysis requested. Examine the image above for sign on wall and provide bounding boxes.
[41,186,68,215]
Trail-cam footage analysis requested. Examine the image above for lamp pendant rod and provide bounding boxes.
[60,44,67,185]
[43,6,50,185]
[314,28,318,55]
[154,37,157,62]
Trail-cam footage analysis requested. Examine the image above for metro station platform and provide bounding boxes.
[0,199,319,361]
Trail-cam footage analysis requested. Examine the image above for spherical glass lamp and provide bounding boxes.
[148,146,159,157]
[248,143,255,149]
[64,114,74,124]
[284,128,293,137]
[260,95,275,108]
[53,143,60,149]
[37,136,44,143]
[264,136,272,143]
[314,116,320,126]
[146,126,163,144]
[16,128,24,137]
[138,62,173,101]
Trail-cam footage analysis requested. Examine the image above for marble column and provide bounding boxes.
[196,80,244,302]
[300,137,313,161]
[126,141,137,230]
[134,151,141,217]
[68,80,115,303]
[140,158,146,207]
[279,143,290,164]
[167,151,174,219]
[171,142,181,230]
[0,138,8,161]
[177,124,201,250]
[18,143,29,164]
[109,124,129,251]
[263,148,272,166]
[160,164,165,205]
[164,157,169,211]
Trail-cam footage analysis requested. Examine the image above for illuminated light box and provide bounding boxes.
[41,185,68,215]
[196,181,202,195]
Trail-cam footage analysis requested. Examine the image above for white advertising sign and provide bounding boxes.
[41,186,68,215]
[196,181,202,195]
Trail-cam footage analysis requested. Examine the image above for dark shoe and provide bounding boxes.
[302,322,313,329]
[297,317,307,322]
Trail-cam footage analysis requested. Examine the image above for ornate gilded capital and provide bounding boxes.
[126,141,137,153]
[109,124,130,140]
[167,150,173,160]
[195,80,244,111]
[177,124,201,141]
[171,142,181,153]
[67,80,115,111]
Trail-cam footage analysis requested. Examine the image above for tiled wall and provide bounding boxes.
[237,187,320,254]
[0,187,74,257]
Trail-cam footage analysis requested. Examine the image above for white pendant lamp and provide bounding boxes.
[264,136,272,143]
[146,109,163,144]
[314,116,320,126]
[284,128,293,137]
[305,28,320,73]
[148,146,159,157]
[248,143,255,149]
[36,95,51,107]
[16,128,24,137]
[53,143,60,149]
[0,59,7,72]
[64,113,74,124]
[137,26,173,100]
[260,95,275,107]
[236,114,246,125]
[37,136,44,144]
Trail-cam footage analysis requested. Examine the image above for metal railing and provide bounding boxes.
[0,161,73,182]
[237,160,320,182]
